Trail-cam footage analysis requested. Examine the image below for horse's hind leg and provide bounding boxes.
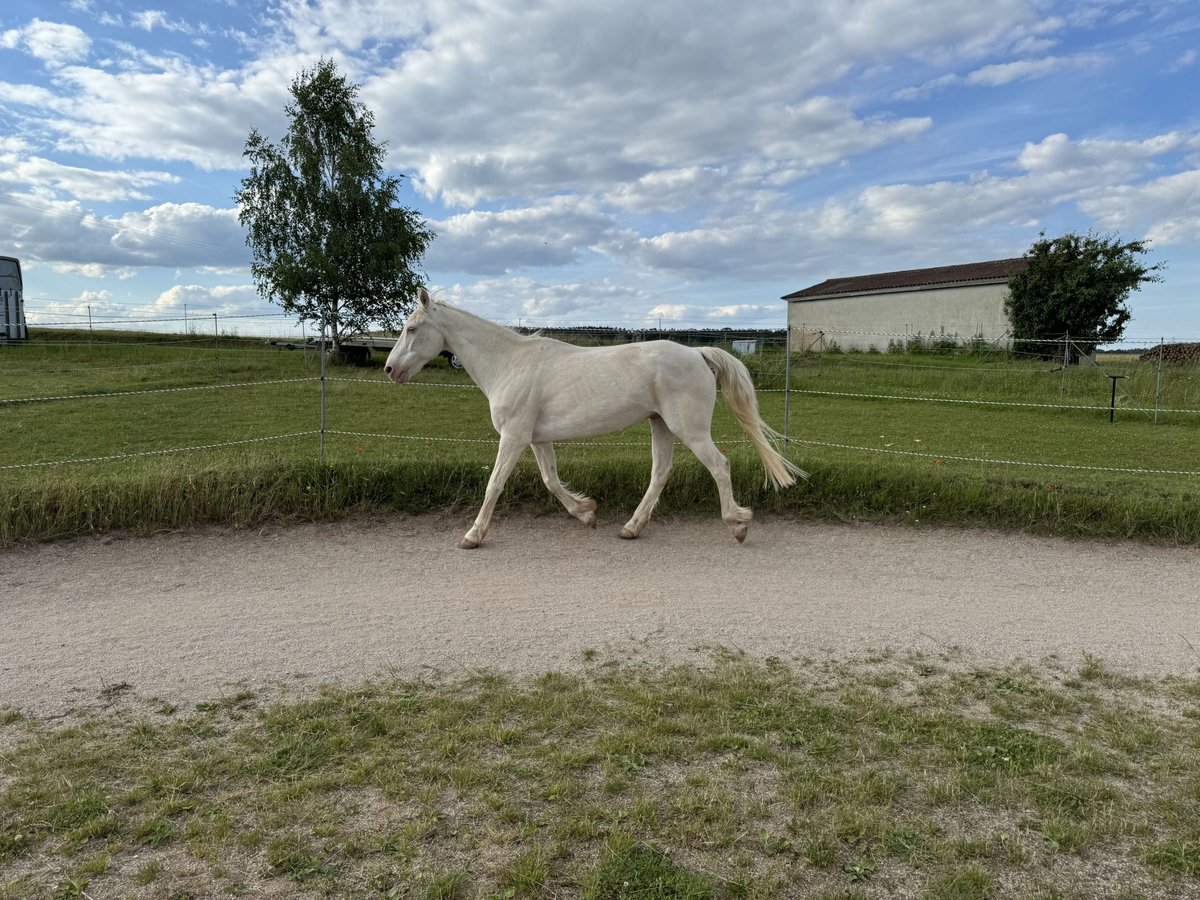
[620,416,675,539]
[531,442,597,528]
[676,429,752,543]
[461,433,526,549]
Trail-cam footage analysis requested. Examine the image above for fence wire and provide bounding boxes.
[1,377,318,406]
[0,432,318,471]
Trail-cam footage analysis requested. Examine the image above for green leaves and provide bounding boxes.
[1005,230,1164,349]
[235,59,435,347]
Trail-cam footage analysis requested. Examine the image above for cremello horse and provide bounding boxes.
[385,288,806,549]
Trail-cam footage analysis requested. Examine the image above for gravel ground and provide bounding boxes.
[3,513,1198,717]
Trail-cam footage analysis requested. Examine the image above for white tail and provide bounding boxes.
[699,347,809,489]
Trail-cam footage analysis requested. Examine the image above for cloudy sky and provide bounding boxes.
[2,0,1198,340]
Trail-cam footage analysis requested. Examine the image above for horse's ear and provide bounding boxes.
[418,287,431,309]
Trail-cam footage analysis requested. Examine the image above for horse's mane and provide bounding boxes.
[433,300,534,337]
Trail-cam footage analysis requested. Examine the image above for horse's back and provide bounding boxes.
[525,339,715,441]
[548,339,713,393]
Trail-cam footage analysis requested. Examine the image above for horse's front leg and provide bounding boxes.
[461,433,527,549]
[531,442,597,528]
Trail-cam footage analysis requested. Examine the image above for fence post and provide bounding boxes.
[784,323,792,447]
[213,313,220,371]
[87,305,93,343]
[319,316,327,467]
[1108,374,1127,423]
[1154,336,1164,424]
[1059,331,1069,407]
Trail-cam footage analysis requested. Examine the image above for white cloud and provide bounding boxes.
[1080,169,1200,245]
[0,79,68,109]
[45,61,282,169]
[131,11,187,32]
[1015,131,1193,180]
[648,304,690,322]
[265,0,427,56]
[428,198,620,275]
[1168,48,1197,72]
[894,73,960,101]
[1,19,91,66]
[134,283,259,318]
[433,276,659,324]
[1,195,246,271]
[0,0,1035,188]
[966,52,1106,85]
[605,167,725,214]
[371,0,1037,206]
[607,129,1200,283]
[706,305,773,319]
[0,147,178,201]
[24,288,120,325]
[605,207,830,280]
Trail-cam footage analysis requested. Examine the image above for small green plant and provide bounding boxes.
[134,858,163,884]
[582,836,714,899]
[502,844,551,896]
[925,863,994,899]
[843,856,876,882]
[426,869,469,899]
[264,832,332,880]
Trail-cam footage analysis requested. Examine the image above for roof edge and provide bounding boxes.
[783,257,1027,301]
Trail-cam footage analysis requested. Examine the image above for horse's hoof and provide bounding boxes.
[619,527,638,540]
[733,524,748,543]
[582,510,597,529]
[460,536,480,550]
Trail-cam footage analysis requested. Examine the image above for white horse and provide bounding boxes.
[385,288,806,549]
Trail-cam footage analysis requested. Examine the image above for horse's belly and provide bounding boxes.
[531,398,651,442]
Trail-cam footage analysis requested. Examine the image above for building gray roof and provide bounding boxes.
[783,257,1028,301]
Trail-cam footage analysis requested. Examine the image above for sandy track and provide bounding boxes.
[2,513,1198,717]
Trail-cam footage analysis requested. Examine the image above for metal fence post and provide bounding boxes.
[1154,336,1164,424]
[1108,374,1127,423]
[213,313,220,371]
[319,316,327,467]
[1059,331,1069,407]
[784,323,792,447]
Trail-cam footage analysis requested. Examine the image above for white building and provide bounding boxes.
[782,258,1027,352]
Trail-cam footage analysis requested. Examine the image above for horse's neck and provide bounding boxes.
[436,304,527,395]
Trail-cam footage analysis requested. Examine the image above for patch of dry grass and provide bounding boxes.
[2,650,1199,898]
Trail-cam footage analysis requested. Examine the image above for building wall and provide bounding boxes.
[786,282,1011,352]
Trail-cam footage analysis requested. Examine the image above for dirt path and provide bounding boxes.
[3,513,1198,717]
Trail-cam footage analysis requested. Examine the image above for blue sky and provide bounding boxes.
[2,0,1198,341]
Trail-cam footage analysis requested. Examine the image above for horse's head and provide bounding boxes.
[384,288,445,384]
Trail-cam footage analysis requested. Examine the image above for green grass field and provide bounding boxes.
[2,331,1199,545]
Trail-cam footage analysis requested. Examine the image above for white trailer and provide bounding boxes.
[1,256,26,342]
